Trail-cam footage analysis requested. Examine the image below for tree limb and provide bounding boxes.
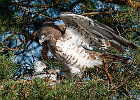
[82,11,115,16]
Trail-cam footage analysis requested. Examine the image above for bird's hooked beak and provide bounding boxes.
[39,34,49,45]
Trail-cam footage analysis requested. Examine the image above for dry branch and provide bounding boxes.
[82,11,115,16]
[102,57,113,84]
[19,6,54,20]
[113,66,138,90]
[1,46,20,51]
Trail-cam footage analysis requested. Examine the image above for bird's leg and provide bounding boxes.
[102,57,113,85]
[41,44,50,60]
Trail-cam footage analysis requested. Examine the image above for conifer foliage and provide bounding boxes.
[0,0,139,99]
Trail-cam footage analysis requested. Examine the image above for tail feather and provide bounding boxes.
[109,41,125,52]
[101,54,130,64]
[113,35,137,49]
[86,50,130,64]
[127,43,137,49]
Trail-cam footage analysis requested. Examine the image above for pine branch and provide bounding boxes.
[99,0,140,7]
[18,6,55,20]
[113,66,138,90]
[11,2,55,8]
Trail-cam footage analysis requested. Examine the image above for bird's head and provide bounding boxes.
[38,22,55,45]
[38,22,65,45]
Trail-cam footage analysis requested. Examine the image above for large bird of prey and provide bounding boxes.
[38,12,136,75]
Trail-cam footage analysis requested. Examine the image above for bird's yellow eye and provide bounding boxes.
[42,34,46,36]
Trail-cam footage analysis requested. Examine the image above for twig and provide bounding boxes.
[32,30,39,40]
[120,64,132,81]
[113,66,138,90]
[127,0,140,7]
[102,57,113,84]
[82,11,114,16]
[14,41,33,55]
[19,6,55,20]
[1,46,20,51]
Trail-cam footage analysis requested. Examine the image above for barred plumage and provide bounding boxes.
[38,13,136,75]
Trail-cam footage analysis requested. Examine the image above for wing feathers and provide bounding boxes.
[100,54,130,64]
[87,50,130,64]
[60,13,137,50]
[109,41,125,52]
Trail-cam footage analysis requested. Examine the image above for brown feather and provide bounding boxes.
[86,49,130,64]
[109,41,125,52]
[100,54,130,64]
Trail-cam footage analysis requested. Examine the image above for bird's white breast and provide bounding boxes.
[55,27,102,74]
